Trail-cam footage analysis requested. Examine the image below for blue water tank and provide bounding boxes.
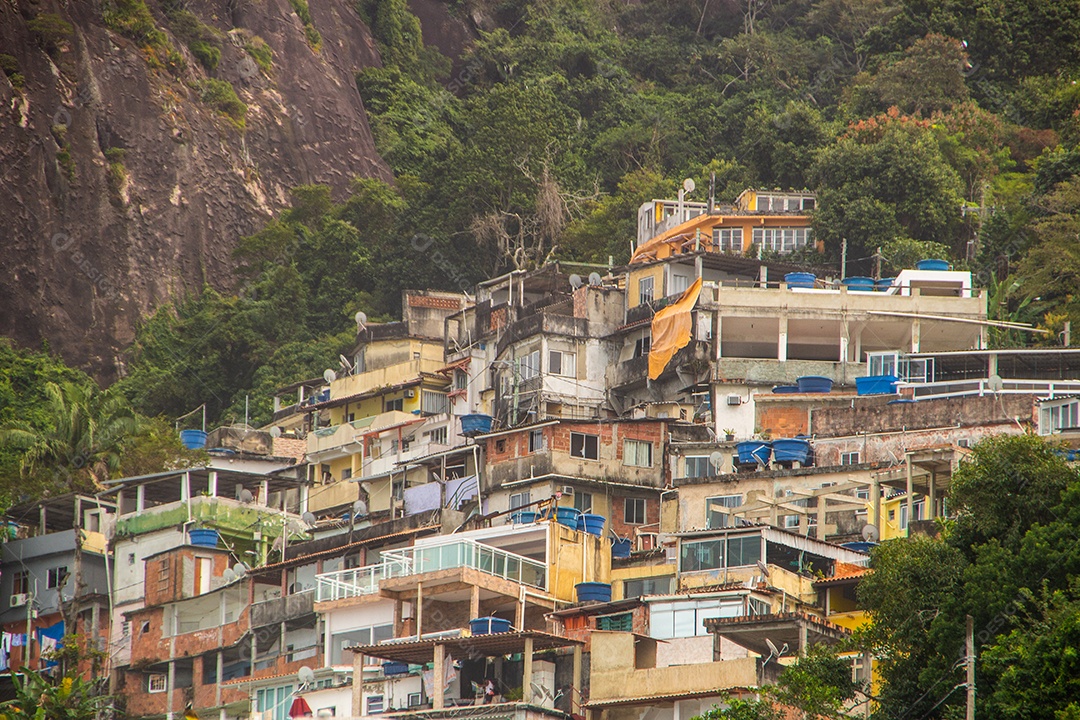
[772,438,811,464]
[856,375,899,396]
[180,429,207,449]
[797,376,833,393]
[842,276,876,291]
[547,506,582,529]
[785,272,816,289]
[611,538,632,559]
[840,541,878,553]
[772,385,801,394]
[189,528,219,547]
[916,259,950,271]
[459,414,493,436]
[470,617,512,635]
[383,661,410,676]
[510,511,540,524]
[576,514,606,537]
[876,277,896,291]
[575,582,612,603]
[736,441,772,466]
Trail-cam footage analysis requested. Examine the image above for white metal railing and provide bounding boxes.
[315,539,546,602]
[900,378,1080,402]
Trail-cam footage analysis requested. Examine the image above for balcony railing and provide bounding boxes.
[902,378,1080,402]
[315,539,546,603]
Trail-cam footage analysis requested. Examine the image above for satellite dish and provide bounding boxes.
[302,511,317,527]
[987,374,1004,393]
[709,451,725,468]
[765,638,780,657]
[298,666,316,685]
[269,426,282,438]
[352,499,368,517]
[339,354,353,371]
[233,562,247,577]
[756,559,770,577]
[569,274,583,289]
[683,178,696,193]
[588,272,602,286]
[239,489,254,504]
[272,536,285,552]
[861,524,881,542]
[223,567,236,583]
[323,368,337,383]
[355,311,367,327]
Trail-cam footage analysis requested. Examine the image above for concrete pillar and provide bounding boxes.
[523,637,534,699]
[470,585,480,621]
[352,653,364,716]
[181,471,190,502]
[778,316,788,362]
[906,458,914,537]
[798,622,808,657]
[713,309,722,360]
[136,485,146,512]
[416,583,423,638]
[572,645,582,714]
[166,660,176,720]
[260,479,270,506]
[853,326,863,365]
[871,476,881,532]
[215,652,223,706]
[928,471,937,519]
[433,643,446,710]
[393,599,403,637]
[910,319,921,353]
[840,319,850,363]
[208,470,218,497]
[988,352,998,379]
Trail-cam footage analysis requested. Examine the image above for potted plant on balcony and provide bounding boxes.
[723,428,736,442]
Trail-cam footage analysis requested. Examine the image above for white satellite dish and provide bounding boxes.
[352,499,368,517]
[861,524,881,542]
[223,567,237,583]
[323,368,337,383]
[339,354,353,371]
[765,638,780,656]
[709,451,725,468]
[987,374,1004,393]
[756,559,770,577]
[355,311,367,327]
[682,178,696,193]
[238,489,254,504]
[269,426,282,438]
[233,562,248,577]
[569,274,583,289]
[588,272,602,286]
[302,511,317,527]
[298,665,316,685]
[272,536,285,552]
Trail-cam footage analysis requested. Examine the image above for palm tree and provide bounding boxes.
[0,381,137,494]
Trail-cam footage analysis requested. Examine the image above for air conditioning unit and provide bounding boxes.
[560,485,574,497]
[9,593,28,608]
[404,389,416,398]
[726,394,742,406]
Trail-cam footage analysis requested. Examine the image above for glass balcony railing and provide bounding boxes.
[315,539,546,602]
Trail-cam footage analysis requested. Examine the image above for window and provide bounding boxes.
[519,350,541,381]
[624,497,647,525]
[840,451,861,465]
[408,693,423,708]
[639,276,654,305]
[802,197,816,211]
[454,369,468,390]
[570,432,599,460]
[528,429,545,452]
[713,227,743,253]
[670,274,690,296]
[548,350,576,377]
[367,695,385,714]
[147,673,167,693]
[706,495,742,529]
[899,501,925,530]
[623,576,673,599]
[679,535,761,572]
[867,352,897,377]
[633,332,652,358]
[856,488,870,517]
[12,570,28,595]
[421,390,449,415]
[596,612,633,631]
[624,439,653,467]
[257,685,296,720]
[1043,400,1080,434]
[573,491,593,513]
[341,467,352,481]
[510,492,531,510]
[726,536,762,567]
[751,227,812,253]
[684,456,716,478]
[46,566,68,590]
[424,426,448,445]
[385,397,404,412]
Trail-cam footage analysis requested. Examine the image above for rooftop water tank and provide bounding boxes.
[180,429,207,450]
[916,259,950,271]
[841,276,876,291]
[736,441,772,466]
[772,438,811,464]
[470,617,512,635]
[575,582,612,603]
[459,414,493,436]
[796,376,833,393]
[785,272,816,289]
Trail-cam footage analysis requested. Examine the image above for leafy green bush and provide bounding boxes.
[198,78,247,127]
[27,13,73,56]
[288,0,321,51]
[103,0,185,75]
[190,40,220,71]
[245,36,273,74]
[0,54,23,89]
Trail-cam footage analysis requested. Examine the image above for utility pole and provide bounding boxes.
[840,238,848,280]
[25,590,33,670]
[873,246,883,281]
[966,614,976,720]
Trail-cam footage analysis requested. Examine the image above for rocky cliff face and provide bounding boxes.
[0,0,403,380]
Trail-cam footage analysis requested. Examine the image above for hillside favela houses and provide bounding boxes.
[3,187,1077,720]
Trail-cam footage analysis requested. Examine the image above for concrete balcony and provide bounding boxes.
[250,589,315,628]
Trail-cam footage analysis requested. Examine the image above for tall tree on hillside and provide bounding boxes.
[0,381,137,494]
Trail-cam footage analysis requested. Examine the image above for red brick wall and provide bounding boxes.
[609,494,659,540]
[757,406,809,439]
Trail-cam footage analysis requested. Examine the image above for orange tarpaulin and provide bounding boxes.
[648,276,703,380]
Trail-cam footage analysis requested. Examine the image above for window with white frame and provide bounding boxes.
[366,695,385,714]
[751,227,812,253]
[528,428,545,452]
[454,369,468,390]
[570,432,599,460]
[385,397,404,412]
[147,673,167,693]
[548,350,576,377]
[679,535,761,573]
[684,456,716,478]
[424,426,448,445]
[46,566,68,590]
[840,451,861,465]
[519,350,541,381]
[639,276,654,305]
[510,491,531,510]
[624,497,647,524]
[713,227,743,253]
[867,352,898,377]
[574,491,593,513]
[856,488,870,517]
[670,273,691,296]
[706,495,742,529]
[899,501,925,530]
[624,439,653,467]
[649,598,746,639]
[421,391,448,415]
[1041,399,1080,435]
